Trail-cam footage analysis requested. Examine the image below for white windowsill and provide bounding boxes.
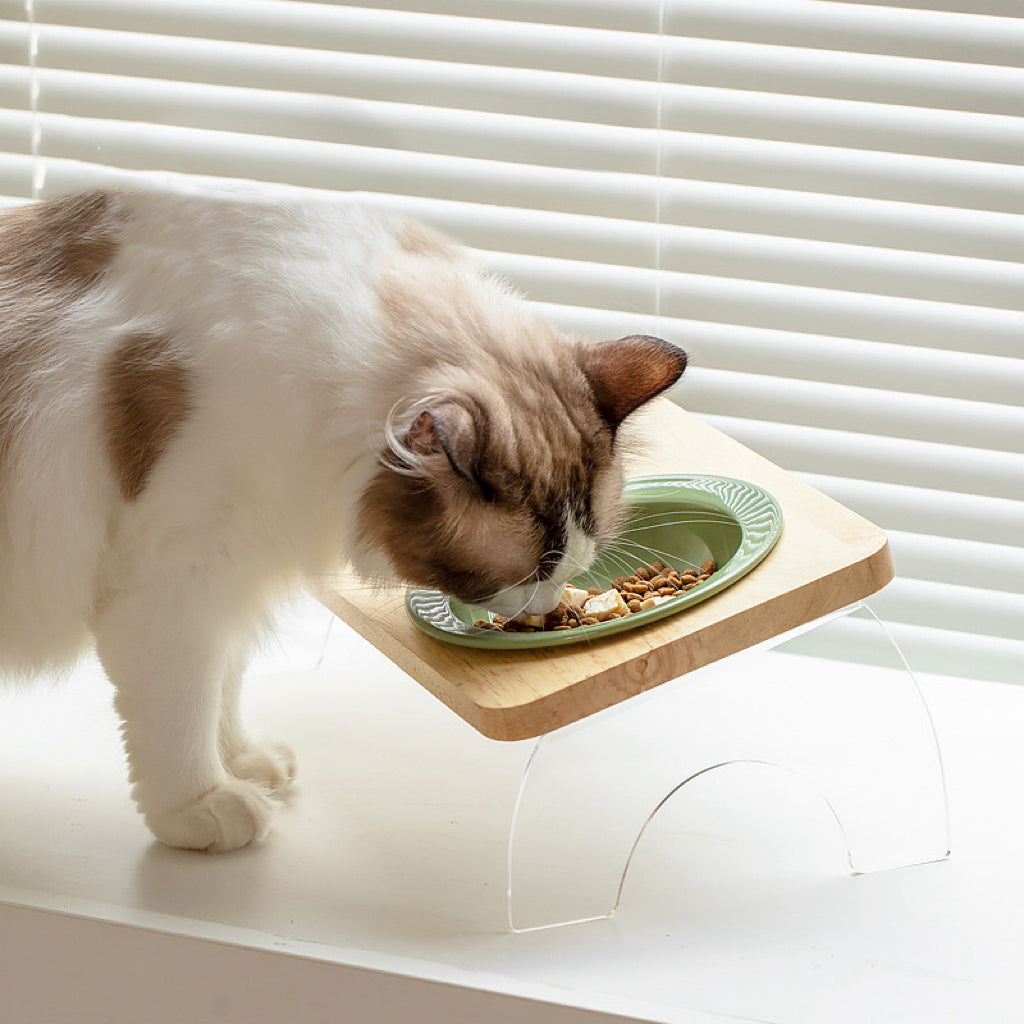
[1,600,1021,1024]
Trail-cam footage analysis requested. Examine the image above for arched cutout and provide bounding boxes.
[609,759,852,918]
[507,604,949,933]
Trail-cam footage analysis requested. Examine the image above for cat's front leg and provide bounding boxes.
[94,594,278,853]
[218,646,297,796]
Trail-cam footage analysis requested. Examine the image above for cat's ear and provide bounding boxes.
[406,402,478,481]
[579,335,687,427]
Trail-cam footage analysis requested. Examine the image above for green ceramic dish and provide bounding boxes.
[405,474,783,650]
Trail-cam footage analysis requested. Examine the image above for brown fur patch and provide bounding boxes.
[357,464,540,604]
[0,189,122,290]
[103,331,193,501]
[0,189,124,488]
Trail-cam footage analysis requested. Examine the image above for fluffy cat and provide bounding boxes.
[0,184,686,851]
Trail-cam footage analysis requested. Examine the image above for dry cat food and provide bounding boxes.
[474,559,718,633]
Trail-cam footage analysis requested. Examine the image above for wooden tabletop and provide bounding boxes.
[317,401,893,741]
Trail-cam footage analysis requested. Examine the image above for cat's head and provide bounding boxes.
[357,334,686,617]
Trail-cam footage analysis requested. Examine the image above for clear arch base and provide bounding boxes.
[506,602,950,932]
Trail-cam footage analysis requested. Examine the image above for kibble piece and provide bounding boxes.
[515,612,546,628]
[700,559,717,575]
[583,588,630,621]
[658,586,677,597]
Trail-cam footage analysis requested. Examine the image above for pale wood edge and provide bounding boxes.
[469,533,895,741]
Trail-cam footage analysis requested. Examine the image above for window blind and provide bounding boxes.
[0,0,1021,683]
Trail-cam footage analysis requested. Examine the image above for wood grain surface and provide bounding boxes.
[318,401,893,740]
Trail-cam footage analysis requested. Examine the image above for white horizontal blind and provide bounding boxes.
[0,0,1021,683]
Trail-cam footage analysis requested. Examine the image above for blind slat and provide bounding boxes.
[661,179,1024,263]
[701,414,1024,504]
[662,35,1024,116]
[798,473,1024,549]
[664,0,1024,67]
[685,368,1024,454]
[785,616,1024,687]
[885,528,1024,597]
[662,132,1024,216]
[868,576,1024,642]
[662,84,1024,166]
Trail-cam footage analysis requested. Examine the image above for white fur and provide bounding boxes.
[0,185,495,850]
[484,517,596,618]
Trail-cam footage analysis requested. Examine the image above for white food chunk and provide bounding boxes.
[639,595,671,610]
[561,585,590,609]
[512,612,546,628]
[582,589,630,621]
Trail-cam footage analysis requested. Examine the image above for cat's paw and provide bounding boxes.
[226,740,297,796]
[146,779,276,853]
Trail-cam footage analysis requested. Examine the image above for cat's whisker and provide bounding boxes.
[616,510,737,530]
[604,538,703,573]
[481,565,544,606]
[589,547,643,578]
[607,534,699,561]
[614,521,736,540]
[613,524,734,552]
[505,578,542,623]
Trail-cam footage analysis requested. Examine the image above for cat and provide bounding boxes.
[0,183,686,852]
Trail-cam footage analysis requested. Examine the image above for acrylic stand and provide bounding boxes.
[506,602,950,932]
